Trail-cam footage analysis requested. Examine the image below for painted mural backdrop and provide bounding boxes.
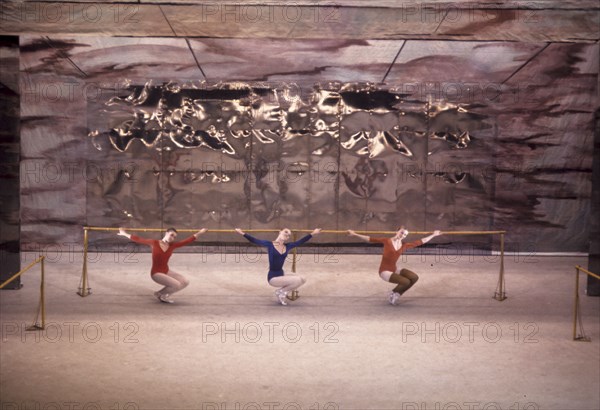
[13,36,597,252]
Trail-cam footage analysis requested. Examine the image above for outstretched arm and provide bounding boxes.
[193,228,208,239]
[347,230,370,243]
[287,228,321,249]
[421,230,442,244]
[172,228,208,248]
[118,227,154,245]
[235,228,271,247]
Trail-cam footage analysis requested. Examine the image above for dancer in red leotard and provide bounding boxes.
[118,227,207,303]
[347,227,442,305]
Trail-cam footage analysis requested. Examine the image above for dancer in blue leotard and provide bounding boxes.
[235,227,321,305]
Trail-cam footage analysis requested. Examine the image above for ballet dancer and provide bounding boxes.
[347,227,442,305]
[118,227,207,303]
[235,228,322,305]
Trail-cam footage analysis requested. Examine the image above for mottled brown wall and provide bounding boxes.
[15,35,598,253]
[0,36,21,286]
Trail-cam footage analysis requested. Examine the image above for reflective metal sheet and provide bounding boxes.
[88,80,495,238]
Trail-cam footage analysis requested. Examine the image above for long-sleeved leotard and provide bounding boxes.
[243,233,313,281]
[130,234,196,275]
[369,237,423,273]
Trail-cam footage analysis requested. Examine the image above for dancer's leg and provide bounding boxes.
[389,268,419,295]
[152,271,189,299]
[152,273,181,295]
[269,275,305,293]
[166,270,190,294]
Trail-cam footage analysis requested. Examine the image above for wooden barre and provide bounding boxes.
[84,226,506,235]
[78,227,507,302]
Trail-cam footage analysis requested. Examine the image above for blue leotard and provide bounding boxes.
[243,233,313,281]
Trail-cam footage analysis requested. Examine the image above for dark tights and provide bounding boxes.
[388,268,419,294]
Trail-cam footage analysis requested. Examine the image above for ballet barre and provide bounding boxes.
[78,226,506,301]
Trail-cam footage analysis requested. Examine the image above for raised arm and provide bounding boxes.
[421,230,442,244]
[171,228,208,249]
[347,229,370,243]
[118,227,154,245]
[287,228,321,249]
[193,228,207,239]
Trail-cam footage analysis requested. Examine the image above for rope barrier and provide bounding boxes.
[572,265,600,341]
[0,256,46,331]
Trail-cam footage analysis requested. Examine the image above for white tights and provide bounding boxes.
[152,271,189,296]
[268,275,306,293]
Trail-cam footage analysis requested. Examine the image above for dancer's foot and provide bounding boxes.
[388,292,400,305]
[275,289,288,306]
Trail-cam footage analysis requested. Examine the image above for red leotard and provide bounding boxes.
[369,237,423,273]
[130,234,196,275]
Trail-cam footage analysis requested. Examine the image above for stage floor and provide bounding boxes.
[1,252,599,410]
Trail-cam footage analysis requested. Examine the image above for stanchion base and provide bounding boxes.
[286,290,300,301]
[77,288,92,297]
[493,292,507,301]
[26,324,44,331]
[574,336,592,342]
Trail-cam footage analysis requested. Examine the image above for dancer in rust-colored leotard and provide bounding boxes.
[347,227,442,305]
[118,227,207,303]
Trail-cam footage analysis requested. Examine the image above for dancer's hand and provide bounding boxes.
[194,228,207,238]
[234,228,245,235]
[347,229,356,236]
[421,230,442,244]
[117,227,130,238]
[311,228,322,236]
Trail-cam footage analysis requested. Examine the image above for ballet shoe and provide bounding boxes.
[275,290,288,305]
[159,293,174,304]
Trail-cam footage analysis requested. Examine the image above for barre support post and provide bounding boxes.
[78,227,91,297]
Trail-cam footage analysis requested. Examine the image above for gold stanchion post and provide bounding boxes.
[291,231,298,273]
[78,227,91,296]
[40,256,45,329]
[573,265,594,342]
[25,256,46,331]
[573,266,580,341]
[493,232,507,301]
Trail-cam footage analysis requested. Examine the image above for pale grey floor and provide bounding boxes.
[1,251,599,410]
